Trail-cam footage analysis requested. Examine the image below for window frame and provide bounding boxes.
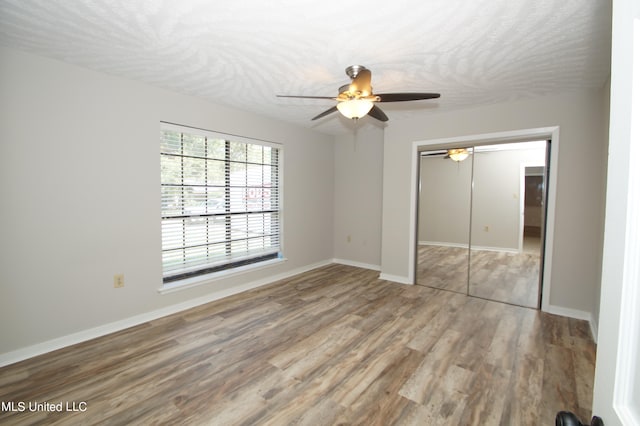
[159,122,283,288]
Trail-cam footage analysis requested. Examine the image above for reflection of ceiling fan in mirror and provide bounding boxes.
[444,148,471,162]
[277,65,441,122]
[421,148,472,162]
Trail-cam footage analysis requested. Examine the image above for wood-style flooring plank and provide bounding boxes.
[0,264,595,425]
[418,245,541,308]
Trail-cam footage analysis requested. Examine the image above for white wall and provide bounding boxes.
[381,89,609,319]
[0,47,335,358]
[333,125,384,269]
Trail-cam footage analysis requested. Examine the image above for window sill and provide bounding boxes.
[158,257,287,295]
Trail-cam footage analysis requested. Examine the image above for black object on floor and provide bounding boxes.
[556,411,604,426]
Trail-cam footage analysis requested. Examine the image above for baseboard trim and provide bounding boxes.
[0,259,334,368]
[332,258,381,271]
[1,260,599,367]
[419,241,519,254]
[419,241,469,249]
[590,319,599,344]
[543,304,598,342]
[378,273,413,285]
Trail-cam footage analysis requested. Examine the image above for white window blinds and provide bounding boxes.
[160,123,281,283]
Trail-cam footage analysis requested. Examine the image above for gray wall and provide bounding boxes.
[0,45,609,359]
[471,147,546,250]
[419,145,546,251]
[419,155,473,247]
[0,47,335,355]
[333,126,384,268]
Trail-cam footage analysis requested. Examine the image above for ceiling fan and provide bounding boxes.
[421,148,471,162]
[277,65,440,122]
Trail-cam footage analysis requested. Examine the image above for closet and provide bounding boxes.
[416,140,549,308]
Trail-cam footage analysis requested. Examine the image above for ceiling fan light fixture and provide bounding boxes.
[447,148,470,162]
[279,65,440,122]
[336,99,374,119]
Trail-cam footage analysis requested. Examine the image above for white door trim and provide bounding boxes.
[592,1,640,423]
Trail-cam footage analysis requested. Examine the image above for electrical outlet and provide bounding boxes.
[114,274,124,288]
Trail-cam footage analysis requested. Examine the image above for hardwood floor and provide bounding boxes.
[417,245,541,308]
[0,264,595,425]
[469,249,540,308]
[416,245,469,294]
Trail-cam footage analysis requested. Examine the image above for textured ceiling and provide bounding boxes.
[0,0,612,135]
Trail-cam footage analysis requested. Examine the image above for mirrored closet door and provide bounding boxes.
[416,141,549,309]
[416,148,472,294]
[468,142,548,308]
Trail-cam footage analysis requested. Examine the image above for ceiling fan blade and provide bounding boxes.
[350,68,372,96]
[367,105,389,122]
[311,106,338,120]
[277,95,337,100]
[376,93,441,102]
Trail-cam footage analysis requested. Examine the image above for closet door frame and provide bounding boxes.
[409,126,559,313]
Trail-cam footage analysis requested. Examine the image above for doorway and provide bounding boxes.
[521,166,545,254]
[414,138,551,309]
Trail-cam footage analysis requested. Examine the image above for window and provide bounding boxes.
[160,123,281,284]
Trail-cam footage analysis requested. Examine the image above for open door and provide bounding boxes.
[592,0,640,423]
